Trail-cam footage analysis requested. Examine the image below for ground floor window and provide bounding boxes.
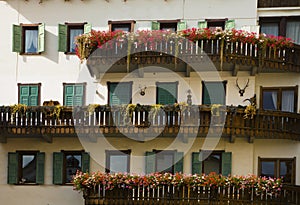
[105,150,131,173]
[258,157,296,184]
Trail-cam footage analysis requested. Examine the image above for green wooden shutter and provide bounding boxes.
[192,152,202,174]
[225,20,235,30]
[36,152,45,184]
[81,152,90,173]
[74,85,84,106]
[109,83,132,105]
[38,23,45,53]
[64,85,74,106]
[29,85,39,106]
[177,21,187,31]
[84,23,92,34]
[53,152,64,184]
[58,24,67,52]
[8,152,19,184]
[13,24,22,52]
[174,152,184,173]
[145,151,155,174]
[20,85,29,105]
[202,82,226,105]
[198,21,207,29]
[157,82,177,105]
[151,21,160,30]
[221,152,232,176]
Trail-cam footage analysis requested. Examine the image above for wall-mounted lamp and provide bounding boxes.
[139,86,147,96]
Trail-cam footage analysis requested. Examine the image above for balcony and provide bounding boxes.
[0,105,299,143]
[258,0,300,8]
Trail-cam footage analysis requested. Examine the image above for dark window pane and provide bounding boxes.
[65,154,81,183]
[280,161,293,183]
[203,154,221,174]
[160,23,177,32]
[109,155,128,173]
[261,161,275,178]
[262,91,277,110]
[22,155,36,183]
[156,152,174,173]
[112,24,131,32]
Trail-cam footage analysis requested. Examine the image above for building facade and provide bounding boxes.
[0,0,299,204]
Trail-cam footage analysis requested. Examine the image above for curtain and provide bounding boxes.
[282,90,294,112]
[260,23,279,36]
[70,29,83,52]
[271,91,277,110]
[286,21,300,45]
[25,29,38,53]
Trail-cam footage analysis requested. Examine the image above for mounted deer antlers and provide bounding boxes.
[236,78,249,96]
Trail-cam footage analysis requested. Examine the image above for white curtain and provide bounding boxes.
[282,90,294,112]
[261,23,279,36]
[25,30,38,53]
[286,21,300,45]
[271,91,277,110]
[70,29,83,52]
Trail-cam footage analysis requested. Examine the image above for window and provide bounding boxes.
[145,150,183,174]
[108,21,135,32]
[156,82,178,105]
[202,81,227,105]
[63,83,86,106]
[105,150,131,173]
[258,157,296,184]
[18,83,41,106]
[8,151,45,184]
[260,86,298,112]
[108,82,132,105]
[58,23,91,53]
[192,151,232,176]
[260,17,300,44]
[12,23,45,54]
[53,151,90,184]
[151,20,187,32]
[198,19,235,30]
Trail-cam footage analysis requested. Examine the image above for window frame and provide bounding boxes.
[17,83,41,106]
[260,86,298,112]
[258,157,296,184]
[105,149,131,173]
[108,20,135,32]
[63,82,86,106]
[206,18,227,31]
[66,23,85,54]
[17,150,39,184]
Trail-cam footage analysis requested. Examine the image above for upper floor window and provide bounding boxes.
[18,83,41,106]
[105,150,131,173]
[12,23,45,54]
[258,157,296,184]
[53,151,90,185]
[198,19,235,30]
[108,20,135,32]
[145,150,183,174]
[108,82,132,105]
[156,82,178,105]
[192,151,232,176]
[58,23,91,53]
[8,151,45,185]
[260,86,298,112]
[151,20,187,32]
[202,81,227,105]
[63,83,86,106]
[260,17,300,44]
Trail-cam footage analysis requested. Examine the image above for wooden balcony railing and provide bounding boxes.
[258,0,300,8]
[87,39,300,75]
[0,105,299,142]
[84,184,300,205]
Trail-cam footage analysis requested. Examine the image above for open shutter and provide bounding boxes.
[145,151,155,174]
[81,152,90,173]
[64,85,74,106]
[74,85,84,106]
[53,152,64,184]
[177,21,187,32]
[58,24,67,52]
[84,23,92,34]
[222,152,232,176]
[13,25,22,53]
[192,152,202,174]
[225,20,235,30]
[151,21,160,30]
[174,152,184,173]
[157,82,178,105]
[29,85,39,106]
[38,23,45,53]
[36,152,45,184]
[8,152,19,184]
[198,21,207,29]
[19,85,29,105]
